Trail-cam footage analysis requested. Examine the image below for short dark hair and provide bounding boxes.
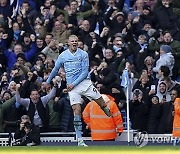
[30,89,38,94]
[22,0,30,5]
[163,30,171,36]
[171,87,180,98]
[160,66,170,77]
[17,53,26,61]
[2,90,12,98]
[45,33,54,38]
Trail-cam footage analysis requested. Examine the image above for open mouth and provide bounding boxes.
[72,44,77,49]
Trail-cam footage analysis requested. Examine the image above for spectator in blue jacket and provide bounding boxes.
[3,34,37,72]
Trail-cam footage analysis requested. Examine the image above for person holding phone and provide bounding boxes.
[158,87,179,134]
[156,81,171,104]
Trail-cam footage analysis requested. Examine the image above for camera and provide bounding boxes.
[134,89,140,97]
[24,122,32,129]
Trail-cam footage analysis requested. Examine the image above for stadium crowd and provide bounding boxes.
[0,0,180,141]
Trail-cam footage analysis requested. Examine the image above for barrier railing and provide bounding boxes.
[0,131,176,146]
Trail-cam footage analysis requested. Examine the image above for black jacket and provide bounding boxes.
[157,101,174,133]
[14,124,40,146]
[53,96,74,132]
[27,99,49,131]
[129,100,149,131]
[147,103,162,134]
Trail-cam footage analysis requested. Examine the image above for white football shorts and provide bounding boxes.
[68,79,101,105]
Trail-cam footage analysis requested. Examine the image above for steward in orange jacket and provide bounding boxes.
[173,98,180,137]
[82,94,124,141]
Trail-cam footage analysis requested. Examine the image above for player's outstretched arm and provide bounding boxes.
[46,56,62,84]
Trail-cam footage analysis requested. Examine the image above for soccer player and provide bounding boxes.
[46,35,111,146]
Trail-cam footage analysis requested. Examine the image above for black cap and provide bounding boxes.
[143,5,151,12]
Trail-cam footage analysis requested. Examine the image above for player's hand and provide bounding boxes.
[67,84,74,92]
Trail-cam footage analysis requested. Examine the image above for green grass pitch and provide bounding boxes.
[0,146,180,154]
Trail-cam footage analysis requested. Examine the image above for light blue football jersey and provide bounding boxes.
[46,48,89,86]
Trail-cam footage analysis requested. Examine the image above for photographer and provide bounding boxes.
[14,115,40,146]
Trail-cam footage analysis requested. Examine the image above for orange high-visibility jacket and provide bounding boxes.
[173,98,180,137]
[82,94,124,141]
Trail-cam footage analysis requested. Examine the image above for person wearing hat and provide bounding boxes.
[163,31,180,79]
[153,45,175,78]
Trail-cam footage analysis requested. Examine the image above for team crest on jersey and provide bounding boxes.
[78,57,81,61]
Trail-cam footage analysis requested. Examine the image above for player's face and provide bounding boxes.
[68,36,78,52]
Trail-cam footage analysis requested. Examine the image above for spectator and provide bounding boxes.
[0,92,16,132]
[152,45,175,78]
[44,58,55,71]
[18,71,38,98]
[3,36,37,72]
[15,81,57,132]
[56,0,95,26]
[41,39,62,61]
[103,47,116,70]
[153,0,180,41]
[156,81,171,103]
[131,34,149,73]
[0,0,14,19]
[157,65,170,81]
[147,95,162,134]
[158,87,179,133]
[163,76,179,93]
[20,0,38,25]
[50,20,71,45]
[104,9,126,36]
[44,33,54,46]
[31,57,45,77]
[47,96,61,132]
[53,95,75,132]
[143,56,156,82]
[162,31,180,79]
[2,90,22,133]
[8,81,17,96]
[14,53,31,77]
[133,0,145,14]
[14,115,41,146]
[0,43,7,75]
[129,89,149,131]
[104,0,125,15]
[132,70,152,103]
[35,36,46,55]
